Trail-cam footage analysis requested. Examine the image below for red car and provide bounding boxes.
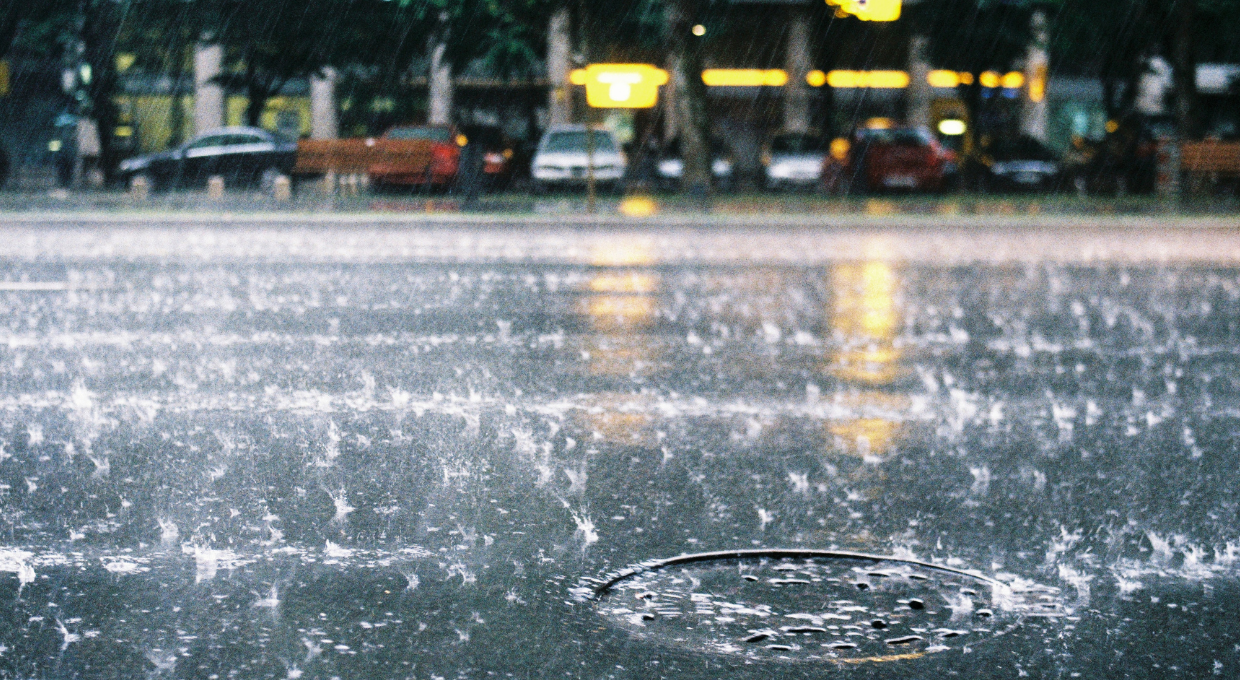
[825,126,958,193]
[368,125,463,189]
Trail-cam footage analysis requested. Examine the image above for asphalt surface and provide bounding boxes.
[1,214,1240,678]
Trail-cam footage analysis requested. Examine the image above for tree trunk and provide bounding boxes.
[546,4,571,126]
[1172,0,1197,140]
[428,15,453,125]
[667,0,710,195]
[783,6,811,133]
[245,75,267,128]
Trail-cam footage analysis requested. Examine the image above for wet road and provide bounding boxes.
[1,216,1240,678]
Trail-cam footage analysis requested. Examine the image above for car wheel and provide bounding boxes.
[129,173,155,193]
[258,167,282,192]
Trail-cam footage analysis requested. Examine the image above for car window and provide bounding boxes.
[771,134,825,153]
[991,137,1058,161]
[386,127,452,143]
[227,134,266,146]
[186,135,227,149]
[541,131,618,153]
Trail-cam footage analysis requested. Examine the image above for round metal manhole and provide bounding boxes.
[581,549,1065,664]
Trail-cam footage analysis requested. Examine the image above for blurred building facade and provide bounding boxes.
[1,0,1236,177]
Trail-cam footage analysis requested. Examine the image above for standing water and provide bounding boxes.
[0,220,1238,678]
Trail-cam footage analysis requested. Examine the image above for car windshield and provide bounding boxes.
[770,134,825,153]
[663,138,726,157]
[461,127,504,148]
[989,136,1059,161]
[386,127,453,143]
[542,131,618,153]
[862,128,934,146]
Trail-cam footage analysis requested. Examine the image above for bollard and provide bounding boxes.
[323,169,337,196]
[207,175,225,199]
[129,175,150,200]
[273,174,291,202]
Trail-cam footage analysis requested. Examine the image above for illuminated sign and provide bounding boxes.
[927,70,1026,89]
[1028,65,1047,102]
[937,119,967,136]
[825,70,910,89]
[827,0,901,22]
[701,69,788,87]
[570,64,668,108]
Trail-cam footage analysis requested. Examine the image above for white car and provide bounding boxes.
[531,125,627,192]
[764,133,827,190]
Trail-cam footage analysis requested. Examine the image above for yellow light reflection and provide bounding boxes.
[831,262,899,340]
[828,418,899,457]
[581,238,661,378]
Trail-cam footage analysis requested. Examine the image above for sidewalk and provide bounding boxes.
[0,187,1236,227]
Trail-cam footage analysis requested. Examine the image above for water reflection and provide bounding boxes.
[575,238,662,445]
[825,258,909,462]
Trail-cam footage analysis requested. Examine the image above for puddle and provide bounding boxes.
[583,549,1066,664]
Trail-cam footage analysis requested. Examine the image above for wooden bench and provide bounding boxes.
[1181,141,1240,175]
[293,138,435,176]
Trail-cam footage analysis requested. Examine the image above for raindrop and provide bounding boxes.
[855,582,870,591]
[908,599,925,610]
[976,609,993,618]
[870,619,888,630]
[742,632,771,643]
[886,635,923,646]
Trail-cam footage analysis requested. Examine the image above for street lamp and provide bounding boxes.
[827,0,901,22]
[569,64,669,210]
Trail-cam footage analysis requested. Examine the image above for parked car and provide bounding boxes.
[117,126,297,190]
[840,126,957,193]
[459,124,517,191]
[368,124,462,190]
[655,137,734,191]
[764,132,827,190]
[531,125,627,193]
[978,135,1064,192]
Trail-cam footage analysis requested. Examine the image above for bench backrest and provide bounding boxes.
[1181,141,1240,174]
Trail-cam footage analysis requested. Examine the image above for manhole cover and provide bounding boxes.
[582,549,1065,664]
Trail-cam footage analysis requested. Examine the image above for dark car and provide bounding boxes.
[980,135,1064,192]
[459,124,517,191]
[840,126,957,193]
[655,137,734,191]
[117,126,297,190]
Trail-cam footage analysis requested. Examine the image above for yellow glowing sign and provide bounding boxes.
[827,0,902,21]
[570,64,668,108]
[115,53,137,73]
[927,70,960,88]
[927,71,1023,89]
[1029,64,1047,102]
[826,70,909,89]
[938,119,967,136]
[807,70,828,87]
[701,69,788,87]
[830,137,851,161]
[1000,71,1025,89]
[0,60,8,97]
